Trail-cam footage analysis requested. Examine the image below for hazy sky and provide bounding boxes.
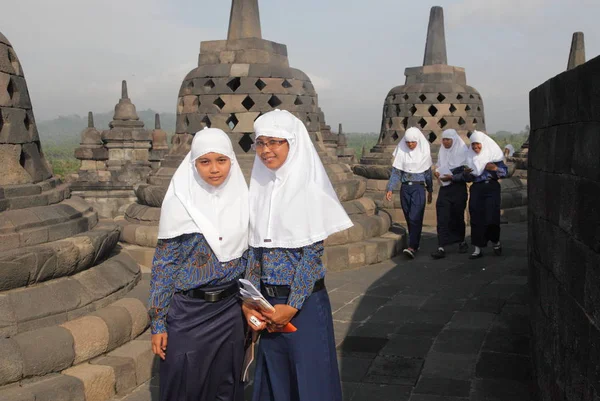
[2,0,599,134]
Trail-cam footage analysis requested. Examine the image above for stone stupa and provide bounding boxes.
[119,0,405,271]
[0,31,155,401]
[71,81,153,218]
[352,6,486,224]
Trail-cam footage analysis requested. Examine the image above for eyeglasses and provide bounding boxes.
[252,139,288,150]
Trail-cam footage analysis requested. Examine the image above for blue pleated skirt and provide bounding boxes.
[251,288,342,401]
[160,281,245,401]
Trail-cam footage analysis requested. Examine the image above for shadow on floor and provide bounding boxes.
[334,223,538,401]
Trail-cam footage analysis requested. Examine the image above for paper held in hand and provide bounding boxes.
[238,279,297,333]
[436,166,453,187]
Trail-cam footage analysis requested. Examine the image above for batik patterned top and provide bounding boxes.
[245,242,325,310]
[463,161,508,183]
[386,167,434,193]
[148,232,246,334]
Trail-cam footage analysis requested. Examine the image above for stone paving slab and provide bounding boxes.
[121,223,535,401]
[330,222,535,401]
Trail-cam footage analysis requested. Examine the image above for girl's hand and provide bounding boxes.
[440,174,453,182]
[385,191,393,202]
[263,304,297,329]
[242,304,267,332]
[151,333,168,360]
[433,171,440,179]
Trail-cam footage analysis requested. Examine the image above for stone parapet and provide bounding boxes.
[528,53,600,400]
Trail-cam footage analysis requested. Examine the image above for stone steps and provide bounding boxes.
[0,249,140,337]
[0,276,150,392]
[0,196,98,252]
[323,230,406,272]
[0,177,68,212]
[325,212,392,247]
[0,221,121,291]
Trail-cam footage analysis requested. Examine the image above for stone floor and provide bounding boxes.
[118,222,536,401]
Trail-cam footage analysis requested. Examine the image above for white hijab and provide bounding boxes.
[504,144,515,157]
[467,130,505,176]
[158,128,249,262]
[436,129,468,170]
[392,127,433,173]
[248,109,353,248]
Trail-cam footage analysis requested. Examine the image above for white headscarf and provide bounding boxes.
[248,109,353,248]
[158,128,249,262]
[467,130,505,176]
[392,127,433,173]
[436,129,468,170]
[504,144,515,157]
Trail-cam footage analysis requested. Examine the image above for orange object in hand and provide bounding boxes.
[267,322,297,333]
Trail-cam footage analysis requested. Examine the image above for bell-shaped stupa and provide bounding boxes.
[353,6,486,225]
[0,31,152,401]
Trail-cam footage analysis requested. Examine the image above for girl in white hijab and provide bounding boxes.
[504,144,515,157]
[464,130,508,259]
[431,129,470,259]
[243,109,351,401]
[149,128,249,401]
[385,127,434,259]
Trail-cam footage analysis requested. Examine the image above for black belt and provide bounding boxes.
[475,179,498,185]
[262,278,325,298]
[180,276,241,302]
[403,181,424,186]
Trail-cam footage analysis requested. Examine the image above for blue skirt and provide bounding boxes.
[251,288,342,401]
[160,281,245,401]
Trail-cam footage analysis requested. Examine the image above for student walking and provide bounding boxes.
[385,127,433,259]
[464,130,508,259]
[431,129,469,259]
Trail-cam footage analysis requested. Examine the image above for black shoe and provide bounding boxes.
[493,243,502,256]
[431,249,446,259]
[469,251,483,260]
[458,242,469,254]
[403,248,416,259]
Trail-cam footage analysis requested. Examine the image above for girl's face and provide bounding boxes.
[471,143,482,154]
[195,152,231,187]
[405,141,417,150]
[442,138,453,149]
[255,136,290,170]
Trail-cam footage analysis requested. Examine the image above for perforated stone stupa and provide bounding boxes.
[119,0,405,271]
[0,31,155,401]
[351,6,486,224]
[356,6,485,172]
[71,81,152,218]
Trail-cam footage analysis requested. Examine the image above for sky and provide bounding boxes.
[2,0,600,134]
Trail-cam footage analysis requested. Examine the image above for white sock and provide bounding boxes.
[438,247,445,252]
[472,246,481,255]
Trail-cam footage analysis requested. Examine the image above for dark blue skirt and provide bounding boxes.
[251,288,342,401]
[436,182,468,247]
[160,281,245,401]
[469,180,502,247]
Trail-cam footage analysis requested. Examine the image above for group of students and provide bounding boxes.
[149,110,350,401]
[385,127,508,260]
[147,114,508,401]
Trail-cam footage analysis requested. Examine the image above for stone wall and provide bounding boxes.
[528,54,600,400]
